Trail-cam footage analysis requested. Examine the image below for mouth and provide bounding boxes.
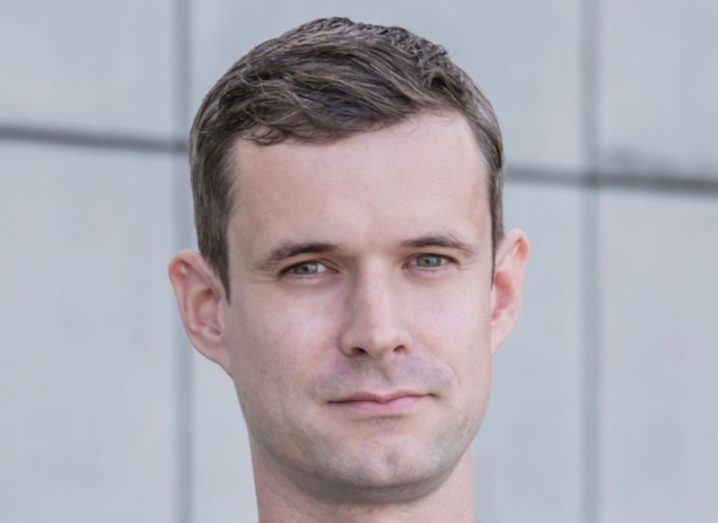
[328,391,430,415]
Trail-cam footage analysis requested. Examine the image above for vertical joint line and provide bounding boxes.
[173,0,193,522]
[581,1,601,523]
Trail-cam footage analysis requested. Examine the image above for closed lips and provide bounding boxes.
[330,391,427,403]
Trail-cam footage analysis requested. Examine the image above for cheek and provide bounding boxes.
[409,279,493,406]
[229,291,338,400]
[412,278,492,354]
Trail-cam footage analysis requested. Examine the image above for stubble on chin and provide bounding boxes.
[254,398,481,506]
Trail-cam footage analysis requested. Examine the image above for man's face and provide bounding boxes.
[222,112,496,502]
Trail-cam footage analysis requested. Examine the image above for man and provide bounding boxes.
[168,17,529,522]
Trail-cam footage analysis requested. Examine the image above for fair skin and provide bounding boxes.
[168,111,529,523]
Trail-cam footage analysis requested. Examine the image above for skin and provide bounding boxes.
[168,111,529,522]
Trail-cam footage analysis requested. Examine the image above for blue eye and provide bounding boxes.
[412,254,450,268]
[285,261,329,276]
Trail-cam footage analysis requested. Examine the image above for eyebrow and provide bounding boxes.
[252,233,476,271]
[400,233,477,257]
[253,241,344,271]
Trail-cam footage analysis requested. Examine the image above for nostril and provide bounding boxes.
[350,346,367,356]
[393,345,408,355]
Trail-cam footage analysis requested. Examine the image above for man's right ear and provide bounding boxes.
[167,250,232,374]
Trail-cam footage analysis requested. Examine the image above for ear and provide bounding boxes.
[490,229,530,355]
[167,249,232,373]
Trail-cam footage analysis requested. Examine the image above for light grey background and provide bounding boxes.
[1,1,716,523]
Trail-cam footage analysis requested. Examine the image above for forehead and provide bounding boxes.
[227,112,490,259]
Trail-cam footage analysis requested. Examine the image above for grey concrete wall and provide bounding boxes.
[1,1,716,522]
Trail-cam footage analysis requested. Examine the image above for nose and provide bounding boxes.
[338,266,412,359]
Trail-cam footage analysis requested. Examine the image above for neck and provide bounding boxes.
[253,449,475,523]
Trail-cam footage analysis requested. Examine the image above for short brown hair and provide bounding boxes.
[190,17,504,303]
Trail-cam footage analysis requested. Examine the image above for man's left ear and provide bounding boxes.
[490,228,530,355]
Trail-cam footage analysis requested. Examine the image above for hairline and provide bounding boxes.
[217,108,500,303]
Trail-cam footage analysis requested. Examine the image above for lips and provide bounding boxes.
[328,391,429,415]
[331,391,425,404]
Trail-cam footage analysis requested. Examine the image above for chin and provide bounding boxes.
[300,435,463,505]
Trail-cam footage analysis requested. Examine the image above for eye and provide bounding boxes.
[409,253,454,269]
[282,260,331,277]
